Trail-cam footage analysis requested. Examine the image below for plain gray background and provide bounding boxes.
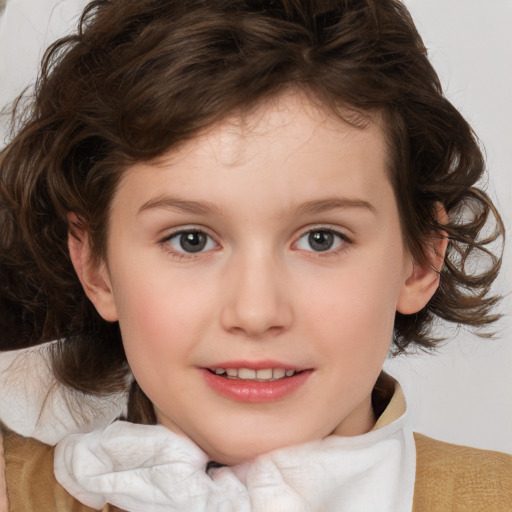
[385,0,512,455]
[0,0,511,454]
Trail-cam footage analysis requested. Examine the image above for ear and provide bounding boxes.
[397,205,449,315]
[67,213,119,322]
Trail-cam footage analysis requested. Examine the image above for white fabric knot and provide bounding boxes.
[54,416,416,512]
[55,422,250,512]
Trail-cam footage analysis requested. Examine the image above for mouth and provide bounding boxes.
[201,363,312,402]
[207,367,301,382]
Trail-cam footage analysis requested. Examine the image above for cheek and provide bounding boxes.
[302,263,403,358]
[114,281,195,403]
[111,265,216,358]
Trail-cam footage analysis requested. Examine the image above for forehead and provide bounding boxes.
[114,92,394,220]
[178,95,378,166]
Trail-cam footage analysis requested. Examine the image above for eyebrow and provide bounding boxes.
[138,196,225,216]
[138,195,376,217]
[295,198,377,216]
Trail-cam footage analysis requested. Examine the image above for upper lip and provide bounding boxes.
[203,360,310,371]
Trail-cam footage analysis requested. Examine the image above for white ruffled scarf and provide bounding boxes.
[53,383,416,512]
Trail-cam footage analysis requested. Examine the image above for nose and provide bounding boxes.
[220,252,293,338]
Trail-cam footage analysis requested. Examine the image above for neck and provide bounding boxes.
[331,396,376,437]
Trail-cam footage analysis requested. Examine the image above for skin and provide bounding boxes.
[69,92,445,465]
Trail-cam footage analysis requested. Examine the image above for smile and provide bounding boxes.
[211,367,297,381]
[201,364,312,402]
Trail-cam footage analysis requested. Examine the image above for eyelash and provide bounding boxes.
[159,227,352,259]
[160,229,218,260]
[294,228,351,256]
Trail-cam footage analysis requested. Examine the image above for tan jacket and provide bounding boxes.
[1,425,511,512]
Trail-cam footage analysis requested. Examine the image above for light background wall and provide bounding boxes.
[0,0,510,453]
[384,0,512,455]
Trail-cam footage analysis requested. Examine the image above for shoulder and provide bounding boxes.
[0,423,120,512]
[413,432,512,512]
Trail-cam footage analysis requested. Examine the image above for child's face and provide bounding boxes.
[86,93,429,465]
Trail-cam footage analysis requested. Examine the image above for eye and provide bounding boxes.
[166,230,217,254]
[295,229,347,252]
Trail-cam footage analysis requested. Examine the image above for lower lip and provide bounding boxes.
[201,369,312,402]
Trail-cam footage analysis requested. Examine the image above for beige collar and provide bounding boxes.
[373,372,407,430]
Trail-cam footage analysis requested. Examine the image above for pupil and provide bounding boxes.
[308,230,334,251]
[180,232,207,253]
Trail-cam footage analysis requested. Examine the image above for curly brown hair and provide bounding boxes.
[0,0,504,415]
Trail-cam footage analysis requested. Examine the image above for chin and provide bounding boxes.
[201,433,312,466]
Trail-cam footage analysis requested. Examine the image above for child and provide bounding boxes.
[0,0,510,510]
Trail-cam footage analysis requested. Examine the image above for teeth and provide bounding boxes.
[273,368,286,379]
[238,368,256,379]
[256,368,273,380]
[212,367,297,381]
